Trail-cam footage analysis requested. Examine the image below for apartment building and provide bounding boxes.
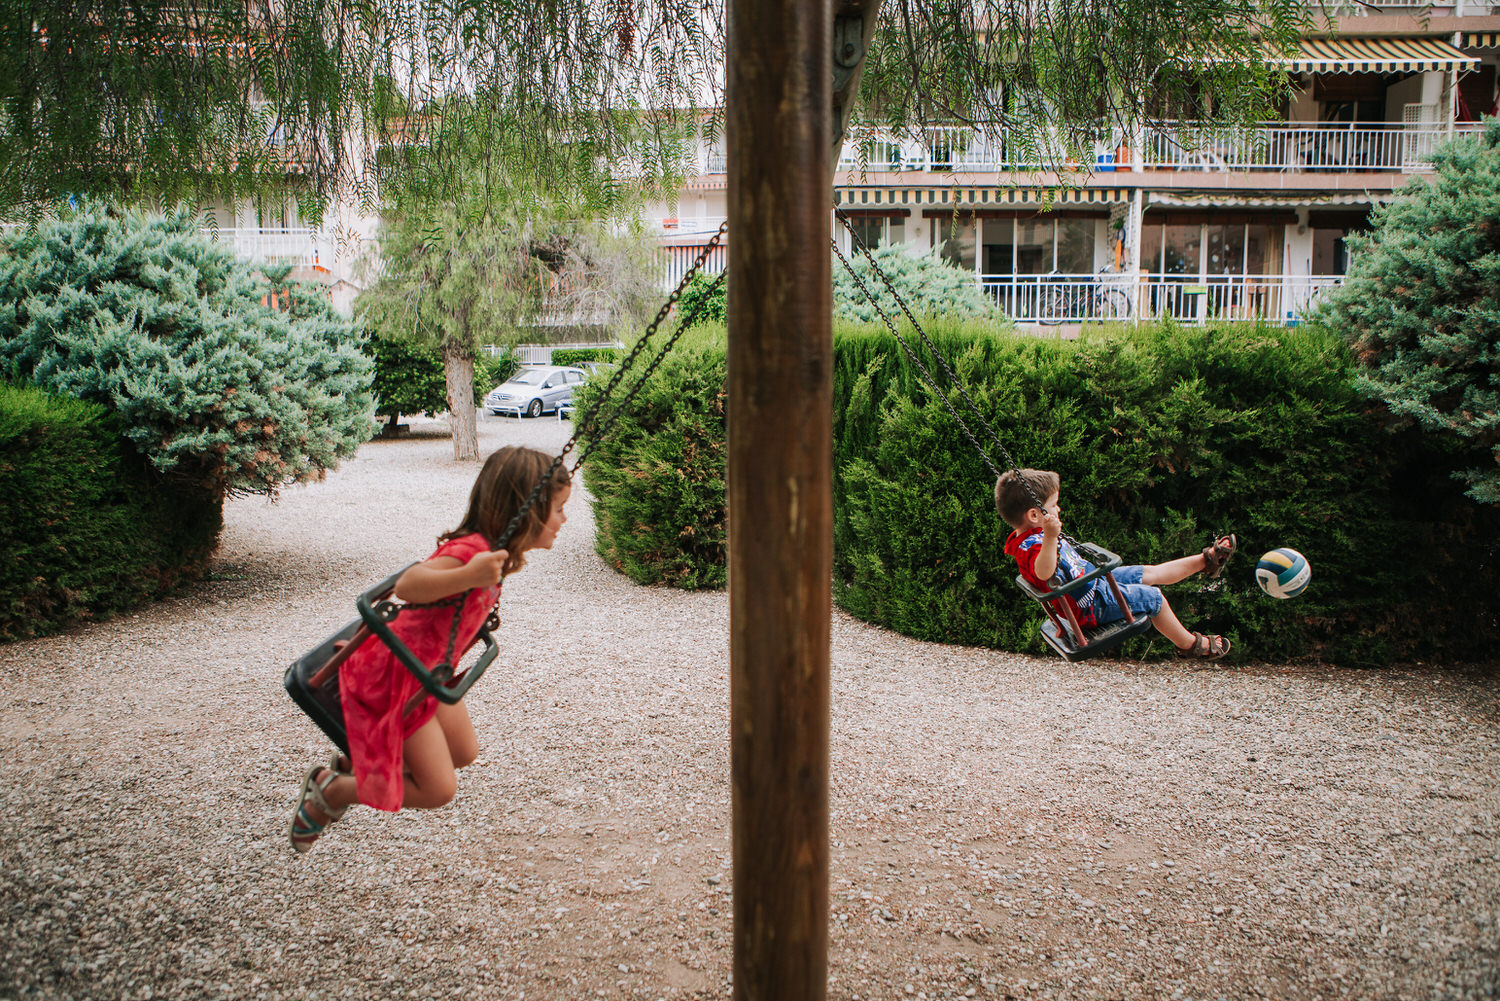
[652,2,1499,326]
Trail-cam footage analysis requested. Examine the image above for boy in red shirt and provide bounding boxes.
[997,468,1235,659]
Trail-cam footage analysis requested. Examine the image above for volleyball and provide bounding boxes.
[1256,548,1311,599]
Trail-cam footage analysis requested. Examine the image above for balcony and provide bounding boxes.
[200,227,338,271]
[819,121,1480,175]
[979,272,1345,325]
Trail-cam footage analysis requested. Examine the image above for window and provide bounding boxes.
[1141,220,1283,276]
[979,216,1098,274]
[847,215,886,250]
[930,217,976,270]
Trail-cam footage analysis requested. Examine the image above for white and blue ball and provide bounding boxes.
[1256,548,1311,599]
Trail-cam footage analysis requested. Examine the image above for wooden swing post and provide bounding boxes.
[726,1,833,998]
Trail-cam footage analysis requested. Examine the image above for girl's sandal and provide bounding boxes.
[1177,632,1231,660]
[1201,534,1238,579]
[288,766,348,854]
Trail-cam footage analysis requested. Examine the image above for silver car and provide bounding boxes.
[484,365,589,418]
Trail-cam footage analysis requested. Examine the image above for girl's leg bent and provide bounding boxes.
[402,716,459,809]
[433,698,479,769]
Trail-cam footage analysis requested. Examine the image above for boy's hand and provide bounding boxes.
[1040,509,1062,536]
[466,548,510,588]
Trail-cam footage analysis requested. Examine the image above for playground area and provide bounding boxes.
[1,414,1496,1001]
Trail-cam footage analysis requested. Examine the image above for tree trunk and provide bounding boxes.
[441,344,479,461]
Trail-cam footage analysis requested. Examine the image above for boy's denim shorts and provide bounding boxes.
[1092,565,1163,625]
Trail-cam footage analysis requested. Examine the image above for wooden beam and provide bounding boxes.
[726,1,832,999]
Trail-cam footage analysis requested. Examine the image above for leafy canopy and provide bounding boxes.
[1317,119,1500,505]
[0,202,375,496]
[2,1,1309,216]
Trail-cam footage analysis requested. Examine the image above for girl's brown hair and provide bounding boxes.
[442,446,571,575]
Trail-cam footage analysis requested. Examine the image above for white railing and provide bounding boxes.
[835,125,1115,173]
[649,215,728,237]
[1140,122,1481,173]
[977,272,1345,324]
[659,242,727,291]
[201,227,338,270]
[1313,0,1457,11]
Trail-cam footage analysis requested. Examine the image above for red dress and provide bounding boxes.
[339,532,499,811]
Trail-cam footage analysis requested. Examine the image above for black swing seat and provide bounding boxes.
[1014,542,1156,662]
[284,566,500,751]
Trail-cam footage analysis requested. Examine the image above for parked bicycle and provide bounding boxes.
[1037,269,1132,325]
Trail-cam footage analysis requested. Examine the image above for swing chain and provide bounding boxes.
[832,207,1062,532]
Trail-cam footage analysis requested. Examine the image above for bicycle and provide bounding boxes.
[1037,268,1132,325]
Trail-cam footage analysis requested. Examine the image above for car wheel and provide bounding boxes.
[526,398,543,418]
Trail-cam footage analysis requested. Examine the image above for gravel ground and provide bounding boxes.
[1,413,1497,1001]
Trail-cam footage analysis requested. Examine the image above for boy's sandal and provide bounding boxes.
[288,766,347,854]
[328,751,353,776]
[1201,534,1238,579]
[1177,632,1231,660]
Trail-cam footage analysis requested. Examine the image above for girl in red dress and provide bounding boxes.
[289,446,571,853]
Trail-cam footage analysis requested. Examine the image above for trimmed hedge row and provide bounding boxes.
[579,320,1500,666]
[553,347,620,367]
[1,384,222,641]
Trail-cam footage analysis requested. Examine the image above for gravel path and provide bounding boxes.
[2,414,1497,1001]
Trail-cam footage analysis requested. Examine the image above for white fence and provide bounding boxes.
[978,273,1345,324]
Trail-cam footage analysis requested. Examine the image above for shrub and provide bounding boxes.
[833,319,1500,665]
[552,347,619,367]
[574,325,727,587]
[0,384,222,640]
[1317,119,1500,504]
[581,318,1500,665]
[833,243,1002,325]
[369,337,449,428]
[674,271,726,330]
[0,202,375,496]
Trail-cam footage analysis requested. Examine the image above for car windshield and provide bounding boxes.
[509,370,548,386]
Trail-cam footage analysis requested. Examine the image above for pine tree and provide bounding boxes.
[1319,119,1500,504]
[0,201,375,497]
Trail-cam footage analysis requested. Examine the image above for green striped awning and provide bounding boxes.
[834,186,1127,208]
[1270,36,1478,74]
[1462,32,1500,49]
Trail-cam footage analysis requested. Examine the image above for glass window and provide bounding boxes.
[1312,229,1349,275]
[981,217,1013,275]
[1162,225,1201,276]
[1245,225,1275,275]
[1140,222,1164,272]
[848,216,884,250]
[931,217,976,270]
[1054,218,1095,274]
[1015,219,1053,274]
[1205,224,1246,275]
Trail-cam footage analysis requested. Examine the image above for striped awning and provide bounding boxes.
[834,186,1126,208]
[1462,32,1500,49]
[1270,37,1479,74]
[1148,192,1388,209]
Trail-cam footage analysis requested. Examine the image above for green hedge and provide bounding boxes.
[579,320,1500,666]
[553,347,620,367]
[574,328,726,588]
[1,384,222,641]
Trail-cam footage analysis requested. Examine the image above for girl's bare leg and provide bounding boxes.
[433,698,479,770]
[1143,554,1210,587]
[302,704,472,821]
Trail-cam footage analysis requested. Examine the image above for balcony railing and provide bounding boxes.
[1140,121,1481,173]
[978,272,1345,324]
[812,121,1480,175]
[201,227,337,270]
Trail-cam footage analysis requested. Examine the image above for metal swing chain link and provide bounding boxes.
[832,207,1068,539]
[460,222,730,641]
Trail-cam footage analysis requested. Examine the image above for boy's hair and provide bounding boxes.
[444,445,571,574]
[994,468,1059,529]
